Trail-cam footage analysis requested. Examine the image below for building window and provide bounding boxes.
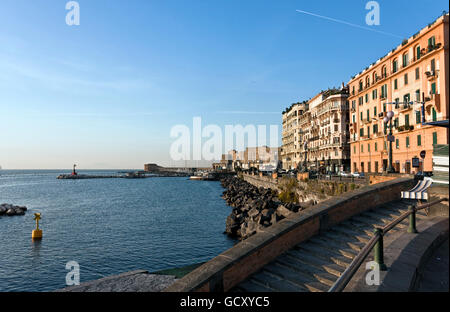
[366,109,370,121]
[373,124,378,134]
[431,59,436,72]
[433,132,438,145]
[374,106,377,117]
[361,145,364,153]
[360,128,364,137]
[415,68,420,80]
[404,93,410,104]
[405,114,409,127]
[396,139,399,149]
[365,94,369,103]
[368,144,370,153]
[415,89,421,101]
[432,108,437,121]
[383,103,386,112]
[381,84,387,99]
[402,53,409,67]
[416,110,421,124]
[359,97,363,105]
[406,136,410,148]
[359,80,363,91]
[360,112,363,121]
[428,36,436,51]
[417,135,422,146]
[354,145,356,154]
[367,126,370,138]
[431,82,436,95]
[375,142,378,151]
[416,45,421,60]
[353,114,355,123]
[393,59,398,73]
[404,73,408,85]
[394,79,398,90]
[382,66,387,78]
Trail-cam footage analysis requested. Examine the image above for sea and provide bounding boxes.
[0,170,235,292]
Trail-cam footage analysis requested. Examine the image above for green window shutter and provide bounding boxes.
[368,144,370,152]
[417,135,421,146]
[394,79,397,89]
[396,139,399,149]
[432,108,437,121]
[374,107,377,116]
[415,68,420,79]
[432,132,437,145]
[431,83,436,94]
[405,114,409,127]
[375,142,378,151]
[360,112,363,120]
[416,111,421,124]
[416,46,421,60]
[406,137,410,147]
[361,145,364,153]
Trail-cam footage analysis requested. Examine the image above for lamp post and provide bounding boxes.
[383,111,395,173]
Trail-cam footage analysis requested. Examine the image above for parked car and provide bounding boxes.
[351,172,365,178]
[338,171,350,177]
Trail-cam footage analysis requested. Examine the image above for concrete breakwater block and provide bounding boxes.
[0,203,27,217]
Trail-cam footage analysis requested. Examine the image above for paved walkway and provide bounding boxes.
[417,239,449,292]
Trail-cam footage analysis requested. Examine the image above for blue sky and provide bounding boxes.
[0,0,448,169]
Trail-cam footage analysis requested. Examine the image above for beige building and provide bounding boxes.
[281,102,308,169]
[348,13,449,174]
[281,87,350,172]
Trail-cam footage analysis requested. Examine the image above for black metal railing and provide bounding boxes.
[329,197,448,292]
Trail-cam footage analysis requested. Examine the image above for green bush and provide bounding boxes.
[278,178,299,203]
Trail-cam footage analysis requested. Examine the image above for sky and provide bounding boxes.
[0,0,448,169]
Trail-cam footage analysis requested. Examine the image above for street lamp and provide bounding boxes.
[383,110,395,173]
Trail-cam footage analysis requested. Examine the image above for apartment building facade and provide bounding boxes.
[281,87,350,172]
[281,102,308,169]
[348,13,449,174]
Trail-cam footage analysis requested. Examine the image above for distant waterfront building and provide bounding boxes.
[348,13,449,174]
[218,146,281,171]
[281,86,350,172]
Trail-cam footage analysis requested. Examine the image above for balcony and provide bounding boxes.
[362,118,372,124]
[425,70,437,81]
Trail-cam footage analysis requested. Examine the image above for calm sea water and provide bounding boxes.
[0,170,235,292]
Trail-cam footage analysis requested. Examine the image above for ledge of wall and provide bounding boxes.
[164,177,414,292]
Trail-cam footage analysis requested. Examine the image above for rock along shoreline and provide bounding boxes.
[221,176,311,240]
[0,203,28,217]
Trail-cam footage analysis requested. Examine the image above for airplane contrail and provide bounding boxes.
[295,9,404,39]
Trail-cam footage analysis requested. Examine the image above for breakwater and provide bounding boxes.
[221,176,306,240]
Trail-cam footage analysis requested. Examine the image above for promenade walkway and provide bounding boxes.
[417,239,449,292]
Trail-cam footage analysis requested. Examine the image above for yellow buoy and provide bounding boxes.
[32,213,43,240]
